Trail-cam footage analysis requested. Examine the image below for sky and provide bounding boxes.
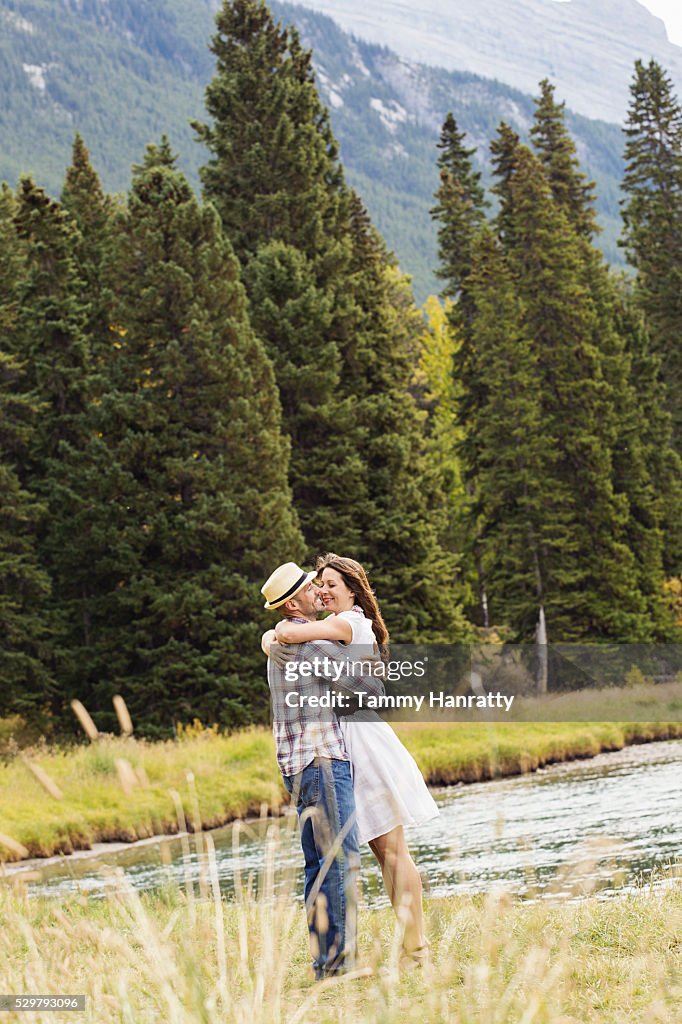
[637,1,682,45]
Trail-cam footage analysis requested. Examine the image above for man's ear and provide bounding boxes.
[282,598,299,617]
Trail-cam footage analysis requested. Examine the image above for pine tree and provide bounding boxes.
[4,179,101,725]
[341,193,471,640]
[499,145,655,640]
[431,115,489,625]
[194,0,347,268]
[0,353,54,724]
[530,79,598,237]
[431,112,488,451]
[197,1,464,640]
[52,138,137,709]
[621,58,682,449]
[97,142,303,734]
[529,87,676,632]
[431,113,487,307]
[195,0,362,554]
[0,184,24,321]
[0,188,54,724]
[611,278,682,579]
[490,122,521,246]
[61,133,114,357]
[61,134,112,274]
[245,239,357,548]
[582,255,676,634]
[465,227,558,634]
[10,179,91,464]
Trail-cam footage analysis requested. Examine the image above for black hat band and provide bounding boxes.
[272,571,310,605]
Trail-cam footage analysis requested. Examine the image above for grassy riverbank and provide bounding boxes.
[400,718,682,785]
[1,863,680,1023]
[1,682,681,862]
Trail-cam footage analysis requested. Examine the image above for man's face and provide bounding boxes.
[288,581,324,618]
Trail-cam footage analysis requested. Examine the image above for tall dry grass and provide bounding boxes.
[0,820,680,1023]
[1,692,680,1021]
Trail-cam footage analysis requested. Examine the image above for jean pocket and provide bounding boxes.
[298,764,320,807]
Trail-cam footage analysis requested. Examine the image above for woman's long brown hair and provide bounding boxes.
[315,553,389,652]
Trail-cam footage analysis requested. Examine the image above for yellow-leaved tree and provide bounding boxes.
[413,295,475,614]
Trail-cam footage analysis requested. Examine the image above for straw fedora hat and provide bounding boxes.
[261,562,317,610]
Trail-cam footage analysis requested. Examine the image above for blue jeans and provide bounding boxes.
[283,757,359,979]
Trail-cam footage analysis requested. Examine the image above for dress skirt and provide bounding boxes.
[339,711,439,845]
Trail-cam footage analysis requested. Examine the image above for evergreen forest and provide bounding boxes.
[1,1,681,737]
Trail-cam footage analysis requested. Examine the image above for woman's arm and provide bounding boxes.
[274,615,352,645]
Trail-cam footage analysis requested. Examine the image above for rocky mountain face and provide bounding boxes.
[271,2,626,296]
[0,0,626,299]
[287,0,682,123]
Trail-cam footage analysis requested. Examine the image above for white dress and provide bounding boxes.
[337,608,440,845]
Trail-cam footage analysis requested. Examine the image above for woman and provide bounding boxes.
[263,552,437,966]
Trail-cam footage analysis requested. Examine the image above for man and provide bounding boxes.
[260,561,380,981]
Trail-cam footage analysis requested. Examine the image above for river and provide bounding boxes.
[7,739,681,902]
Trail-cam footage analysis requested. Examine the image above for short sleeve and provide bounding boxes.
[337,608,365,645]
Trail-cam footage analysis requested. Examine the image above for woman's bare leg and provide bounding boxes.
[369,826,426,953]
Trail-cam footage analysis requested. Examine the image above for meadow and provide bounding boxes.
[1,685,681,1022]
[0,834,680,1023]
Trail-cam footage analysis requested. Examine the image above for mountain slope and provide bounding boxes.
[0,0,216,195]
[286,0,682,124]
[274,2,626,297]
[0,0,626,299]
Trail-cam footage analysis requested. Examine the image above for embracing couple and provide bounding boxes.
[260,553,438,981]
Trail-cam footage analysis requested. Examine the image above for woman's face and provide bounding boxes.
[319,567,355,613]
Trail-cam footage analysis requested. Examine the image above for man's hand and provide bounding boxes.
[262,628,295,668]
[269,641,295,669]
[261,629,277,656]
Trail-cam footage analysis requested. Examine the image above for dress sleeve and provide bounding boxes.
[336,609,363,645]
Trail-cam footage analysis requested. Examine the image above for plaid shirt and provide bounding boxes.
[267,618,382,777]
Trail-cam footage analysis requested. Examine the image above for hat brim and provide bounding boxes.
[263,570,318,610]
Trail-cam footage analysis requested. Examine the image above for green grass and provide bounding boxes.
[0,684,681,862]
[0,727,284,861]
[400,719,682,784]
